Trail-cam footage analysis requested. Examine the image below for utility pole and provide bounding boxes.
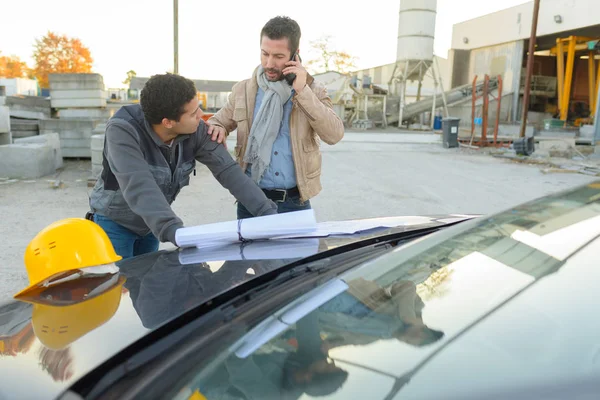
[173,0,179,74]
[519,0,541,137]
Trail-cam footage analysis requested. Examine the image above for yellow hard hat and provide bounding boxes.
[28,275,126,350]
[15,218,122,298]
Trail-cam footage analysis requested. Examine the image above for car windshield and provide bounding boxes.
[165,182,600,399]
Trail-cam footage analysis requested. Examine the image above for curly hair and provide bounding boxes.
[260,16,301,55]
[140,73,197,124]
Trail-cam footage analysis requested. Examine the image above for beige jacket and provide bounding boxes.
[207,69,344,202]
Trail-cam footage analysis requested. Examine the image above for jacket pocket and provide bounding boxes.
[302,140,321,179]
[177,160,195,193]
[233,107,249,147]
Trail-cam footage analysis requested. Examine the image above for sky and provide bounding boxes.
[0,0,531,89]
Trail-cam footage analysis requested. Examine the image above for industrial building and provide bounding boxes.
[446,0,600,142]
[315,0,599,144]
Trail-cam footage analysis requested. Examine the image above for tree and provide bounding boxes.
[32,31,93,88]
[304,35,358,75]
[0,52,31,78]
[123,70,137,86]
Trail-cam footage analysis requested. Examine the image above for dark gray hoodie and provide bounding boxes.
[89,105,277,245]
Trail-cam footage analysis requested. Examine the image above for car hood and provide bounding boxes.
[0,214,466,400]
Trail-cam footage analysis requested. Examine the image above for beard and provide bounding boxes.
[265,68,283,81]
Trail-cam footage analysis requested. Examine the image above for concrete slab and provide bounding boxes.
[39,119,100,133]
[51,99,107,108]
[536,138,576,150]
[5,96,52,120]
[92,123,107,135]
[8,109,48,120]
[91,134,104,178]
[0,143,56,178]
[10,119,39,132]
[538,129,579,138]
[53,131,94,140]
[91,133,104,148]
[48,81,105,91]
[0,132,11,145]
[580,125,595,138]
[61,138,92,148]
[498,123,535,138]
[61,147,92,158]
[49,73,104,85]
[5,96,51,109]
[50,89,107,100]
[0,106,9,133]
[14,133,63,170]
[59,109,112,119]
[11,131,38,140]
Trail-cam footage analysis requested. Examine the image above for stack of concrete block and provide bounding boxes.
[39,119,103,158]
[4,96,51,120]
[49,73,107,109]
[0,106,10,145]
[14,133,63,170]
[10,119,40,139]
[0,142,56,179]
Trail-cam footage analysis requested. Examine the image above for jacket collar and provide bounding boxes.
[143,119,191,148]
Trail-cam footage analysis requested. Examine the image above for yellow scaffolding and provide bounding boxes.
[551,36,600,122]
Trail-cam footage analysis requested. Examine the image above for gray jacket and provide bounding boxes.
[89,105,277,245]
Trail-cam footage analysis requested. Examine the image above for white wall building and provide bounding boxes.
[447,0,600,127]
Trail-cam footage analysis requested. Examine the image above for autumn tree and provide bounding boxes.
[123,70,137,86]
[0,52,31,78]
[32,32,93,88]
[304,35,358,75]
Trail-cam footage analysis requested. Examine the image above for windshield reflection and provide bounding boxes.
[175,183,600,400]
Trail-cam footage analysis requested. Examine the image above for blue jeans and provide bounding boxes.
[237,192,311,219]
[93,214,159,259]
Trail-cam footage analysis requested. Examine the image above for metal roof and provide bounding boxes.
[129,77,236,93]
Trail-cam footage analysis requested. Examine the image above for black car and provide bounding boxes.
[2,182,600,400]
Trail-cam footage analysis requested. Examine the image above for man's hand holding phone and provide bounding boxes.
[283,53,308,93]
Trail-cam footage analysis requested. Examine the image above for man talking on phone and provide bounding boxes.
[207,16,344,219]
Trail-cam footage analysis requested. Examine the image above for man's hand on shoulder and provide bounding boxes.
[207,122,228,149]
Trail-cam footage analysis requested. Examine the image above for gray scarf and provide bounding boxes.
[243,65,293,184]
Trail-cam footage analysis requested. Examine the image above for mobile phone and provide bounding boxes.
[284,51,301,86]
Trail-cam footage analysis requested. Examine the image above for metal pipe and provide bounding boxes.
[561,36,577,122]
[519,0,541,138]
[431,78,437,129]
[398,62,409,128]
[382,95,388,128]
[596,60,600,110]
[482,74,489,143]
[594,66,600,145]
[174,0,179,74]
[434,56,450,117]
[471,75,477,138]
[556,39,565,111]
[589,52,596,114]
[495,75,503,145]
